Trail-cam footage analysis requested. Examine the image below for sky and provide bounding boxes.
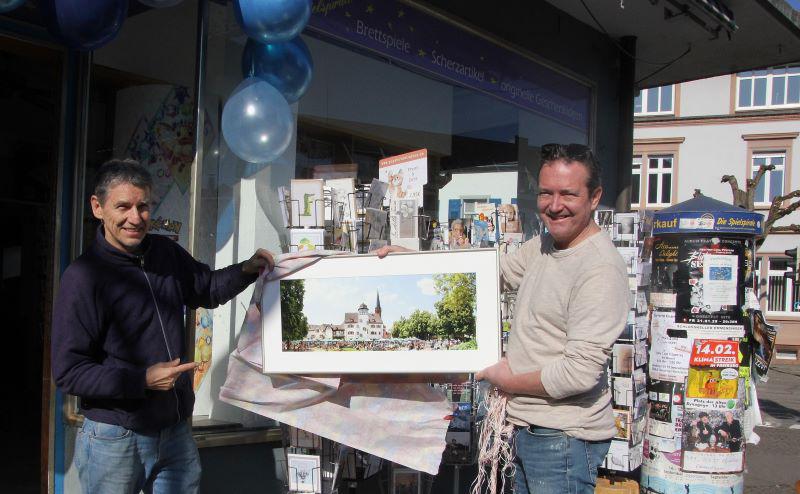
[788,0,800,10]
[299,274,448,329]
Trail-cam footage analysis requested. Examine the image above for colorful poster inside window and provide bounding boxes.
[379,149,427,250]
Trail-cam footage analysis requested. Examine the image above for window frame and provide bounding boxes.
[742,132,798,210]
[631,155,642,208]
[634,85,676,116]
[736,66,800,111]
[750,151,786,207]
[645,155,674,207]
[763,256,800,315]
[631,137,683,211]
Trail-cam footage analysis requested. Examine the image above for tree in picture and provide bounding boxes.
[434,272,477,342]
[281,279,308,340]
[390,272,477,346]
[392,310,440,339]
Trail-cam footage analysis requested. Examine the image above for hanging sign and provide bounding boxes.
[652,211,762,235]
[308,0,591,131]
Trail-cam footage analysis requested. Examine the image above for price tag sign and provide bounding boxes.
[690,339,740,367]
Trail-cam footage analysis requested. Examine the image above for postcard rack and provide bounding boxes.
[280,182,436,254]
[279,425,396,494]
[280,425,338,494]
[434,376,479,467]
[455,202,527,250]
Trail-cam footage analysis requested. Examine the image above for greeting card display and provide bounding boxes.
[290,179,325,228]
[287,453,321,493]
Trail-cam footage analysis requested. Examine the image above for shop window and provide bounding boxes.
[764,257,800,313]
[193,0,593,427]
[751,152,785,206]
[634,85,674,115]
[645,155,673,207]
[737,66,800,110]
[631,156,642,207]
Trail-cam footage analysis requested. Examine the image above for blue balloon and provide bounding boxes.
[41,0,128,51]
[138,0,182,7]
[222,77,294,164]
[234,0,310,43]
[241,37,313,103]
[0,0,26,14]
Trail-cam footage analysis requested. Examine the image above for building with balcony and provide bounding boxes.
[633,66,800,361]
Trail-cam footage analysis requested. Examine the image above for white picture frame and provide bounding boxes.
[287,453,321,493]
[261,249,501,374]
[290,179,325,228]
[290,228,326,253]
[614,212,638,241]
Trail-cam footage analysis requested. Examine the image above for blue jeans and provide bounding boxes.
[512,425,609,494]
[75,417,201,494]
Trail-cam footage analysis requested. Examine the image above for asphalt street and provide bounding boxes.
[744,365,800,493]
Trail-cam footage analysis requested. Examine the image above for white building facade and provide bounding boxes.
[633,67,800,361]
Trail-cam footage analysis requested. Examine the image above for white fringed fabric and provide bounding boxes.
[471,387,515,494]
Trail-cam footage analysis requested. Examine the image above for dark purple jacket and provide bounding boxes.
[51,227,257,433]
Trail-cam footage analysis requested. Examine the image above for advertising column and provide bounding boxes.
[640,196,763,494]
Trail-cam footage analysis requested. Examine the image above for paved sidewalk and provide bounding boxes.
[744,365,800,493]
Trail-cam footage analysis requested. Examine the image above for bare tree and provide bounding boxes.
[722,164,800,247]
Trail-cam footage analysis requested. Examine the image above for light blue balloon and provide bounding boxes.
[0,0,26,14]
[138,0,182,7]
[241,37,313,103]
[234,0,310,43]
[222,77,294,164]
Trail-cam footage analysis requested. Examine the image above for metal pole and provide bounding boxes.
[184,0,209,382]
[615,36,636,213]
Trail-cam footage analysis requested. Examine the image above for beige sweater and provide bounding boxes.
[500,231,629,440]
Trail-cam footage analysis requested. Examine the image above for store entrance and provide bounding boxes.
[0,35,63,493]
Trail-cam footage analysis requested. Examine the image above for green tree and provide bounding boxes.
[391,310,440,340]
[280,279,308,341]
[433,273,477,340]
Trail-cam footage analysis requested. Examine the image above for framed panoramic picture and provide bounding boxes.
[261,249,501,374]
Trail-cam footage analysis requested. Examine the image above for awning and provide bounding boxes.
[546,0,800,88]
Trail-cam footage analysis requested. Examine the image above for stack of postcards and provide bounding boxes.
[600,210,651,473]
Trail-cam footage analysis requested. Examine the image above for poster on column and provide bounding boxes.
[675,236,746,326]
[651,237,681,308]
[379,149,427,250]
[647,380,685,440]
[681,339,745,473]
[641,432,744,494]
[649,310,692,382]
[114,85,214,249]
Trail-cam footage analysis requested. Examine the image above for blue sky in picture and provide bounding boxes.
[787,0,800,10]
[302,274,451,329]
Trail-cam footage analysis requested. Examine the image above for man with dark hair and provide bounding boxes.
[695,411,714,446]
[52,158,274,493]
[475,143,629,493]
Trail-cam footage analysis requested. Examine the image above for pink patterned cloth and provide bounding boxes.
[219,250,451,474]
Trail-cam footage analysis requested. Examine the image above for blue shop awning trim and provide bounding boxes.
[652,195,764,235]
